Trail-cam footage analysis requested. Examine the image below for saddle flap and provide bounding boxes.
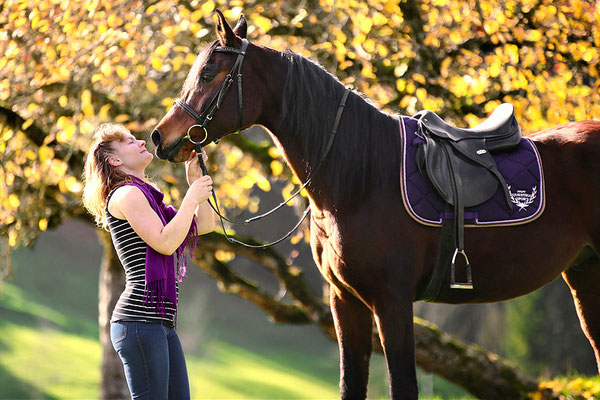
[418,137,499,207]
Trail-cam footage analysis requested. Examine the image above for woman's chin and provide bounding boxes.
[143,152,154,165]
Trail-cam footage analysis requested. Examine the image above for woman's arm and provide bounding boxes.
[194,200,215,234]
[109,177,212,255]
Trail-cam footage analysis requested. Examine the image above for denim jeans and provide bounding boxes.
[110,321,190,400]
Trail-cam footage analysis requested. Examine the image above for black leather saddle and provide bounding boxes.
[413,103,521,293]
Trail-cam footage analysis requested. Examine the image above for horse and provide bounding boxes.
[151,11,600,399]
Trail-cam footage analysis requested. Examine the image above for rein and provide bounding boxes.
[171,37,350,248]
[197,88,350,249]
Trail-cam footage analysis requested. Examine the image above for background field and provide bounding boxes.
[0,220,469,399]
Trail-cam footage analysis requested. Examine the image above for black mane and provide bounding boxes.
[280,51,401,205]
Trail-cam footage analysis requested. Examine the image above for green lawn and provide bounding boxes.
[0,280,344,399]
[0,220,470,399]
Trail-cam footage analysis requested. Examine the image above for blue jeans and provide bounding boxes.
[110,321,190,400]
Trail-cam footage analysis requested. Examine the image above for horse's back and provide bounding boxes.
[530,120,600,246]
[530,120,600,146]
[531,120,600,182]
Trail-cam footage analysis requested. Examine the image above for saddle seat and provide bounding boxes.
[414,103,521,208]
[413,103,522,292]
[414,103,521,150]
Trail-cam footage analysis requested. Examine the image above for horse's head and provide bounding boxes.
[152,10,263,162]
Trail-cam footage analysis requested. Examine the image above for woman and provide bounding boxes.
[82,123,214,399]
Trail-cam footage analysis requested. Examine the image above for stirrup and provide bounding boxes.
[450,248,473,289]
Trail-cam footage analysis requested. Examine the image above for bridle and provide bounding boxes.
[173,38,250,149]
[166,37,350,248]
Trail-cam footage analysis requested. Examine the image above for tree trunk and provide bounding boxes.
[413,318,542,399]
[97,229,129,400]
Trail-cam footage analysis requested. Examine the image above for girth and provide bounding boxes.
[414,103,522,299]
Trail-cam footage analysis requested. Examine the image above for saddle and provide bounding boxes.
[413,103,521,293]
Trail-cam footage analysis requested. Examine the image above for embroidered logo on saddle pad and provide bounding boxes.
[400,117,545,227]
[508,186,537,211]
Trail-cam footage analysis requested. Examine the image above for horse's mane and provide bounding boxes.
[280,51,401,205]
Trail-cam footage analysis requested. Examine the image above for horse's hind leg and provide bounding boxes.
[330,286,374,400]
[562,245,600,374]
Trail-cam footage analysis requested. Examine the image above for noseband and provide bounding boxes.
[173,38,249,148]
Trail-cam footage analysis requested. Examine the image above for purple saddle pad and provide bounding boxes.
[400,116,545,227]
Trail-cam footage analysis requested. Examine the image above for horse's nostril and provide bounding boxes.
[151,129,162,147]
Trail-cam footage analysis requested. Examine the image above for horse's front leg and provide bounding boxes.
[330,285,374,400]
[373,289,418,400]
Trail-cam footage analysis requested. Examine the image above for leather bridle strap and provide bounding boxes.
[200,88,352,249]
[173,38,249,148]
[175,99,204,126]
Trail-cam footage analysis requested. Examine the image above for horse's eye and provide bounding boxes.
[200,72,215,83]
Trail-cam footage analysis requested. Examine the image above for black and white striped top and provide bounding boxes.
[106,187,177,328]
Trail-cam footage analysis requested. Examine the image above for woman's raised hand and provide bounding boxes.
[188,175,213,204]
[185,149,208,185]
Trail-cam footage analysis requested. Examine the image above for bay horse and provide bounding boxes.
[151,11,600,399]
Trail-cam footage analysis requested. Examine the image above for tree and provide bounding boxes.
[1,0,598,398]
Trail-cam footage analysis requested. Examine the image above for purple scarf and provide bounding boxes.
[124,175,198,318]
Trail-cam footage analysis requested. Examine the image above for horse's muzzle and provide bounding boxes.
[151,129,162,148]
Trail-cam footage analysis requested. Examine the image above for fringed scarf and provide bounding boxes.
[124,175,198,323]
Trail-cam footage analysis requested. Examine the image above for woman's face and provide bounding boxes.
[110,132,153,172]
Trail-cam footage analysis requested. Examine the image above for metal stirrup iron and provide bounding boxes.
[450,248,473,289]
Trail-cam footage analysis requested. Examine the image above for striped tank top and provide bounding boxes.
[106,187,177,328]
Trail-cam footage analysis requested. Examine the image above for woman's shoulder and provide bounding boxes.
[107,184,148,218]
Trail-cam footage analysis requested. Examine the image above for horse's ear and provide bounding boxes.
[214,9,237,46]
[233,14,247,38]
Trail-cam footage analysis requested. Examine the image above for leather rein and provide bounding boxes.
[170,38,350,248]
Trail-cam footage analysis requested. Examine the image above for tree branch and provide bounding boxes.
[0,105,85,172]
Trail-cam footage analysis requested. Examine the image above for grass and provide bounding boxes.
[0,321,101,399]
[0,220,474,399]
[0,280,343,399]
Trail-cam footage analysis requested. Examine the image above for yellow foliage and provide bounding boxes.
[215,249,235,262]
[8,194,20,209]
[38,146,54,162]
[270,160,284,176]
[116,66,129,79]
[146,80,159,94]
[1,0,599,251]
[151,56,163,71]
[154,44,169,58]
[252,14,272,32]
[8,230,17,247]
[268,147,281,158]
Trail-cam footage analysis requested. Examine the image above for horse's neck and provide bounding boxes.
[257,52,320,186]
[258,50,400,210]
[264,124,312,189]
